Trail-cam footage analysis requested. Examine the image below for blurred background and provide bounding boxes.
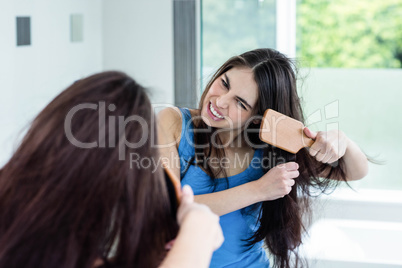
[1,0,401,267]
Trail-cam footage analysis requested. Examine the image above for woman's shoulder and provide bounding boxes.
[157,107,183,140]
[158,107,200,121]
[157,107,199,136]
[158,106,182,119]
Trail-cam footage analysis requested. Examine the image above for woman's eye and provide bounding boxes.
[237,100,247,110]
[221,79,229,89]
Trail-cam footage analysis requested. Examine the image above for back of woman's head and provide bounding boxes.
[0,71,177,268]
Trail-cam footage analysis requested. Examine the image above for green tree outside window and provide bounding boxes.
[297,0,402,68]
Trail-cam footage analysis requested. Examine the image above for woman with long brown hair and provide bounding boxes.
[0,71,223,268]
[158,48,369,267]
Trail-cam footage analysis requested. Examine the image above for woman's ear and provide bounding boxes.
[252,118,261,125]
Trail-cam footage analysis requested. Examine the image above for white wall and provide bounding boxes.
[0,0,103,165]
[0,0,175,166]
[102,0,174,105]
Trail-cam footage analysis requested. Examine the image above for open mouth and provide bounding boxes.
[208,102,224,120]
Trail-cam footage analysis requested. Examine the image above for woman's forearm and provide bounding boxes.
[342,137,369,181]
[159,200,222,268]
[193,181,262,216]
[193,161,300,216]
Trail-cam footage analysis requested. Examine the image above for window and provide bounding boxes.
[297,0,402,68]
[200,0,276,89]
[296,0,402,190]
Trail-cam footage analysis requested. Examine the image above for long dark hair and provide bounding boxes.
[194,48,347,267]
[0,71,178,268]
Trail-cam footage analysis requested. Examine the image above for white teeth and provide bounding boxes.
[210,103,224,119]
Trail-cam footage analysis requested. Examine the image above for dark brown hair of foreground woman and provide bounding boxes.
[0,72,178,267]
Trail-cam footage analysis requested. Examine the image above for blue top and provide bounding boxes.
[178,108,270,268]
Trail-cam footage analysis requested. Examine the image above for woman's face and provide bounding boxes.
[201,67,259,131]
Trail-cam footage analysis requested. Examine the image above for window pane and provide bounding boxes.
[296,0,402,68]
[296,0,402,190]
[201,0,276,87]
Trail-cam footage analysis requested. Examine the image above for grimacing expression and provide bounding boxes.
[201,67,259,131]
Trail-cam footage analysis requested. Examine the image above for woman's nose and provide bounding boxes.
[216,94,229,109]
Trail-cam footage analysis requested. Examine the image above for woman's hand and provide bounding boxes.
[176,185,223,251]
[304,127,349,164]
[304,127,369,180]
[254,162,300,201]
[160,185,223,268]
